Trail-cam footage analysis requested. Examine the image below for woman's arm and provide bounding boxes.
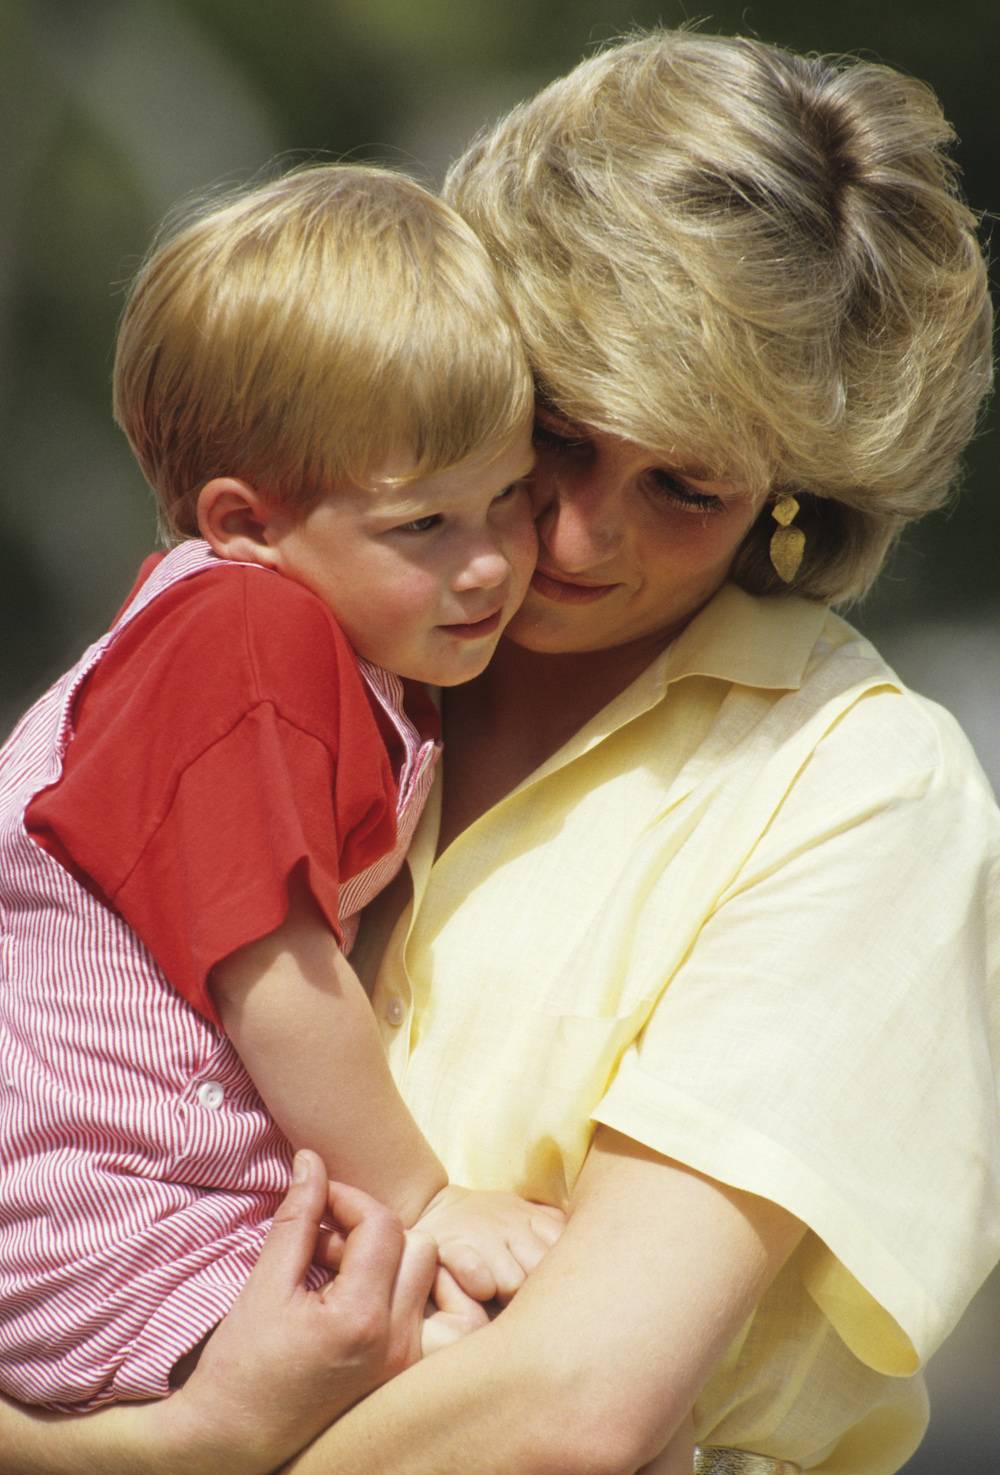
[0,1151,437,1475]
[0,1130,802,1474]
[281,1127,805,1475]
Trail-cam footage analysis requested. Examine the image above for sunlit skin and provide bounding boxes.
[436,408,768,843]
[263,430,538,688]
[506,406,764,671]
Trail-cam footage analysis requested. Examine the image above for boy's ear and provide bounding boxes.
[196,478,283,568]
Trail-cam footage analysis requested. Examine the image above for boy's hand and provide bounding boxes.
[416,1184,565,1303]
[420,1267,492,1357]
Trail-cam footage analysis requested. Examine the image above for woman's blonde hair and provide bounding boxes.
[445,30,993,601]
[114,164,533,540]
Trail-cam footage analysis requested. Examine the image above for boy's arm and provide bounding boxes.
[212,867,563,1299]
[211,865,446,1226]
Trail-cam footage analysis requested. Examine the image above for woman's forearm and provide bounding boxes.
[0,1133,802,1475]
[283,1130,806,1475]
[0,1392,254,1475]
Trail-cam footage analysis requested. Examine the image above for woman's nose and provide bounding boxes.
[532,466,623,573]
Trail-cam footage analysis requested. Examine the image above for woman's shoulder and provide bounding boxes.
[798,607,993,802]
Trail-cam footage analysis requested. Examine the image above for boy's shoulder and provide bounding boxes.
[131,552,357,673]
[94,552,370,749]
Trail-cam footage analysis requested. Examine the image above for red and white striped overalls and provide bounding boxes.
[0,542,438,1409]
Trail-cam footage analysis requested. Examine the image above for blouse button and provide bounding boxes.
[385,996,405,1027]
[197,1080,225,1109]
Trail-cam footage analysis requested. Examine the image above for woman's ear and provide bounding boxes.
[196,478,283,568]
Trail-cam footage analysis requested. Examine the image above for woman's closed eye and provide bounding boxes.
[532,418,589,455]
[647,469,724,515]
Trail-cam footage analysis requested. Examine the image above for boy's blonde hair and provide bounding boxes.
[445,30,993,602]
[114,164,533,540]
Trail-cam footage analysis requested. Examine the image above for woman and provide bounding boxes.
[3,28,997,1475]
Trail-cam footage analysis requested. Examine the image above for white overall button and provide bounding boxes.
[197,1080,225,1109]
[385,996,405,1027]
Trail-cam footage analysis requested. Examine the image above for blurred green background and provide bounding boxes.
[2,1,997,1467]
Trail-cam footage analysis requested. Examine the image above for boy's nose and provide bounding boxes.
[451,535,512,592]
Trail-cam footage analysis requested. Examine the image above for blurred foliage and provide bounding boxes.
[1,0,997,733]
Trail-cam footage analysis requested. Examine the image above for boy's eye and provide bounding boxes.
[492,481,524,503]
[395,514,441,534]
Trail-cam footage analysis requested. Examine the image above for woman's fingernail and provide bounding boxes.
[293,1151,308,1183]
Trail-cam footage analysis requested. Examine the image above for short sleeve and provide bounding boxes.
[593,688,1000,1375]
[27,562,398,1024]
[111,704,345,1023]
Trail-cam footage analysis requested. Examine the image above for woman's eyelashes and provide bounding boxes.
[533,417,723,507]
[531,418,587,455]
[646,469,724,514]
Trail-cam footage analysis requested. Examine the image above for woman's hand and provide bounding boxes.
[166,1149,438,1473]
[0,1152,437,1475]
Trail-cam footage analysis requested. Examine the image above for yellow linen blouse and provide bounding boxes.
[365,584,1000,1473]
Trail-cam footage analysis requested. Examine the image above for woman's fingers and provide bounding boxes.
[320,1180,406,1308]
[249,1148,330,1296]
[319,1193,437,1378]
[392,1229,438,1321]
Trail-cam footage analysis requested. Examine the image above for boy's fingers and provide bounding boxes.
[314,1226,347,1270]
[506,1229,548,1277]
[432,1265,491,1322]
[530,1206,566,1238]
[252,1149,328,1295]
[486,1245,527,1302]
[422,1268,490,1355]
[437,1243,498,1303]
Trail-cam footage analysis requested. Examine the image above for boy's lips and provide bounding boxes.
[439,607,505,639]
[530,567,619,604]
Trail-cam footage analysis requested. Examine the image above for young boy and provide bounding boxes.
[0,164,556,1412]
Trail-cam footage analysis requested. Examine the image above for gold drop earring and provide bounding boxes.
[769,494,805,583]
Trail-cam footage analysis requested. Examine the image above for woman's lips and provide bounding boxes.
[530,568,618,604]
[440,608,504,639]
